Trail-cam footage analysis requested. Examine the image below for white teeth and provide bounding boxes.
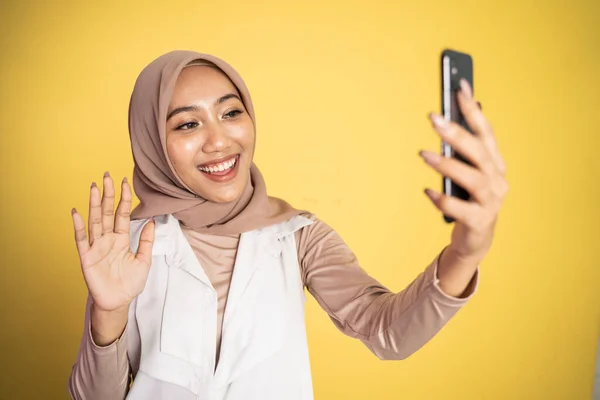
[199,157,237,173]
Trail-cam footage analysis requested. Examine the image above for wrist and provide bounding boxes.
[91,301,130,315]
[446,243,483,267]
[437,245,479,298]
[90,302,129,346]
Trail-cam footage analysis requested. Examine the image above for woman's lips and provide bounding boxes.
[197,154,240,183]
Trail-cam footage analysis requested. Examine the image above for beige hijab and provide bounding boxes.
[128,50,302,234]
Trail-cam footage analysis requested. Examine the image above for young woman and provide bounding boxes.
[67,50,507,400]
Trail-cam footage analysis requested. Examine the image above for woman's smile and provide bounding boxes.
[197,154,240,182]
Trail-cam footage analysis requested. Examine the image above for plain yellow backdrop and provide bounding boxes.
[1,0,599,398]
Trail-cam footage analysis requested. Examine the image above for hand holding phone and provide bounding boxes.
[420,48,508,273]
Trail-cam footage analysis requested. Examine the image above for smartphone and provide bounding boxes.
[441,49,473,223]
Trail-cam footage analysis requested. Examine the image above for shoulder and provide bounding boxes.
[294,212,349,259]
[295,212,335,242]
[299,212,343,235]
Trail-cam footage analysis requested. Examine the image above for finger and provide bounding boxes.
[456,79,492,140]
[457,80,506,174]
[114,177,132,235]
[430,113,496,175]
[135,218,155,267]
[457,88,505,173]
[88,182,103,245]
[101,172,115,234]
[420,151,491,204]
[424,188,480,227]
[72,208,90,256]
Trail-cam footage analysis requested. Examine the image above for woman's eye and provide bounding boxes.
[224,109,242,119]
[176,122,199,130]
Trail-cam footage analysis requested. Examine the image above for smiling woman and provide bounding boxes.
[66,50,504,400]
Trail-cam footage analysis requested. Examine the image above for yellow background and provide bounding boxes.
[1,0,599,398]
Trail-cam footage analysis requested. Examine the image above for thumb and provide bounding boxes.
[135,218,155,266]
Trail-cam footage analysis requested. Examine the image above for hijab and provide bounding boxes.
[128,50,302,234]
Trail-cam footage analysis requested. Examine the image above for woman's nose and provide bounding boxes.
[202,123,231,153]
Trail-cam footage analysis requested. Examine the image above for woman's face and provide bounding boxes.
[166,65,255,203]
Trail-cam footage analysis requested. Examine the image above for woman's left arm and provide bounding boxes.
[297,81,506,359]
[297,217,478,361]
[420,79,508,298]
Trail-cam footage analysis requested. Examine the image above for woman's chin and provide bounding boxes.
[194,180,247,203]
[208,191,243,203]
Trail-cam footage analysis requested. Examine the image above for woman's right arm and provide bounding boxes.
[67,173,155,399]
[68,295,130,400]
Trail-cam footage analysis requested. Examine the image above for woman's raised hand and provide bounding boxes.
[71,172,155,313]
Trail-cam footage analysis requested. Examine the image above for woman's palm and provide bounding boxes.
[71,173,155,312]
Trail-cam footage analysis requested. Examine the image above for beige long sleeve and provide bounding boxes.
[67,295,130,399]
[295,216,478,360]
[67,215,478,398]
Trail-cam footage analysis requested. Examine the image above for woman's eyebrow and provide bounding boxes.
[166,93,242,121]
[217,93,241,104]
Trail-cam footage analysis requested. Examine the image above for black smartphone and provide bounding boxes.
[441,49,473,223]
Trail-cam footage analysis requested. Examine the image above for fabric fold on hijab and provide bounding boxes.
[128,50,302,235]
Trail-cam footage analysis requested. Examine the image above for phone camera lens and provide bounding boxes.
[451,67,458,75]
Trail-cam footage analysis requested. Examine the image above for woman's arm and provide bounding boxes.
[67,294,130,400]
[68,174,155,399]
[296,217,477,360]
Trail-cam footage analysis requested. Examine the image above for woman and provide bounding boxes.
[67,50,507,399]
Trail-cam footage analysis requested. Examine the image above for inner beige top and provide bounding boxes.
[68,214,478,399]
[179,225,238,364]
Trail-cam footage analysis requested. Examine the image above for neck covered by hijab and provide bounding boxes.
[128,50,302,235]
